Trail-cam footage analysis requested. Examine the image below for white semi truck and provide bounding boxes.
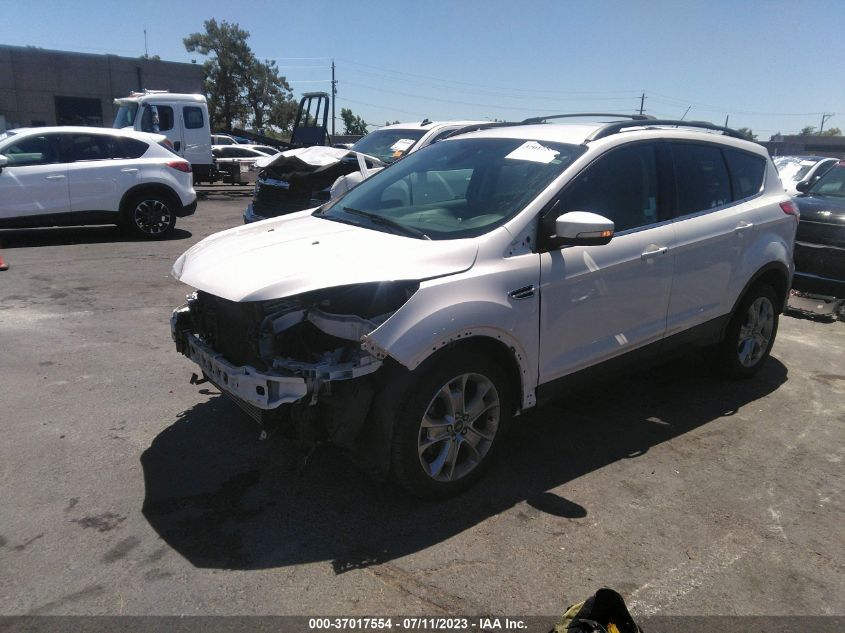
[113,91,213,183]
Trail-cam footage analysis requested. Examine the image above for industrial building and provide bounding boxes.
[0,45,202,131]
[761,134,845,158]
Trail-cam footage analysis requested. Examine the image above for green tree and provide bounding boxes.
[736,127,757,141]
[184,19,253,129]
[244,59,294,132]
[820,127,842,136]
[270,99,300,134]
[341,108,368,135]
[799,126,816,136]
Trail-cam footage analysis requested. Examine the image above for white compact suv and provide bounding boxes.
[171,115,797,498]
[0,126,197,239]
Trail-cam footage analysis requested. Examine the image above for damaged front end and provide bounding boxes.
[171,281,418,458]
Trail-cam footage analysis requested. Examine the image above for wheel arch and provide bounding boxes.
[422,335,528,415]
[119,183,182,217]
[721,261,790,340]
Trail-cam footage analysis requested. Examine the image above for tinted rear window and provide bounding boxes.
[116,137,148,159]
[671,143,731,215]
[724,149,766,200]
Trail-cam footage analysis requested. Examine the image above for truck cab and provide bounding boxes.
[114,91,213,183]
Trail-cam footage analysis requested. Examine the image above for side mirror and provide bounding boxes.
[0,154,8,172]
[795,180,811,193]
[555,211,615,246]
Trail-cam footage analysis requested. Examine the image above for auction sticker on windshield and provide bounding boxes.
[505,140,559,163]
[390,139,416,152]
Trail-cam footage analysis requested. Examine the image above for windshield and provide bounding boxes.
[808,163,845,197]
[775,156,821,183]
[113,103,139,129]
[350,128,427,163]
[318,137,584,240]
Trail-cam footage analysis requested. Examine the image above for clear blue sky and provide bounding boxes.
[2,0,843,137]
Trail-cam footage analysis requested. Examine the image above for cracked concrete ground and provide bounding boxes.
[0,191,842,620]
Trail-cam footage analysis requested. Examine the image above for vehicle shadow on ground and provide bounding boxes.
[0,226,192,249]
[141,355,788,572]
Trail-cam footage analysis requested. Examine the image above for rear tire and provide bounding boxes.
[715,283,779,378]
[387,350,512,499]
[123,192,177,239]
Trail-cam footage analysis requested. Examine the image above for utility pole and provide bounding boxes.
[820,112,834,134]
[724,115,729,128]
[143,28,148,58]
[681,106,691,120]
[638,92,646,116]
[331,60,337,137]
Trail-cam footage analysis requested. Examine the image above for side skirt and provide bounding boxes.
[535,314,730,407]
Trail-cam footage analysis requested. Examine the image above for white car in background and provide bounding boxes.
[0,126,197,238]
[774,155,838,195]
[244,120,487,223]
[329,119,488,198]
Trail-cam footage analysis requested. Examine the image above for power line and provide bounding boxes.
[342,80,637,112]
[647,92,828,117]
[338,58,639,98]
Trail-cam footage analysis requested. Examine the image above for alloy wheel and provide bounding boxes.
[417,372,501,482]
[133,199,172,236]
[737,296,775,367]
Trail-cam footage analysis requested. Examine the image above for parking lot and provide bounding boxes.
[0,189,843,620]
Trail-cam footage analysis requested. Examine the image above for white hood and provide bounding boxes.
[253,145,384,172]
[172,211,478,302]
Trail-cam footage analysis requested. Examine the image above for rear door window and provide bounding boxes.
[670,143,731,215]
[64,134,114,162]
[723,149,766,200]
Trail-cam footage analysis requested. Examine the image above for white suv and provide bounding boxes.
[0,126,197,239]
[171,115,797,497]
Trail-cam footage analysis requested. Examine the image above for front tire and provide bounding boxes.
[716,283,779,378]
[389,351,512,499]
[124,192,177,239]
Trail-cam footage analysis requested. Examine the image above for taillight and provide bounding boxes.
[779,200,799,216]
[166,161,192,173]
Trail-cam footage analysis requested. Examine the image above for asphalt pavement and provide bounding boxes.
[0,190,842,621]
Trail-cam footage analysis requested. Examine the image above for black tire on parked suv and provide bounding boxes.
[387,350,513,499]
[122,190,178,239]
[715,283,780,379]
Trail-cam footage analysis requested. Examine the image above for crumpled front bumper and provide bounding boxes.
[170,305,307,409]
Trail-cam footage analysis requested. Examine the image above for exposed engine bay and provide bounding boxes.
[170,281,419,467]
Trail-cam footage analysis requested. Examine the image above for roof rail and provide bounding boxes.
[442,121,524,140]
[587,119,747,141]
[521,113,655,124]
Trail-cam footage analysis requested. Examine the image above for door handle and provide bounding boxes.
[120,168,139,174]
[508,284,536,300]
[641,246,668,260]
[45,174,65,181]
[734,222,754,234]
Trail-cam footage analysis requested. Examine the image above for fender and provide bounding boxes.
[362,261,541,410]
[733,227,793,310]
